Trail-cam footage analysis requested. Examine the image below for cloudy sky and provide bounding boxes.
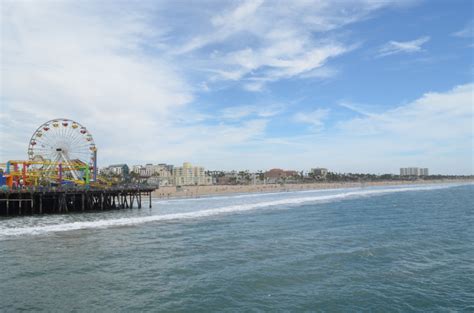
[1,0,473,174]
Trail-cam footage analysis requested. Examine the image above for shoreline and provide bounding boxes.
[152,179,472,199]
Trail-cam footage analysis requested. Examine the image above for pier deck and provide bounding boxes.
[0,187,155,216]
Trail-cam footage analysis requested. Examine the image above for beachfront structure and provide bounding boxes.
[173,162,212,186]
[132,163,173,178]
[311,168,328,178]
[131,163,173,186]
[420,168,429,176]
[101,164,130,177]
[131,165,142,174]
[208,170,263,185]
[147,176,173,187]
[132,164,154,177]
[400,167,429,176]
[159,163,174,173]
[264,168,299,184]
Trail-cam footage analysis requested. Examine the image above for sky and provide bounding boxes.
[1,0,473,174]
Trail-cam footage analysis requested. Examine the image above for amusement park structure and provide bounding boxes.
[1,118,98,188]
[0,118,155,215]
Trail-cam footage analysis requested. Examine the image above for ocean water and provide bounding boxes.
[0,183,473,312]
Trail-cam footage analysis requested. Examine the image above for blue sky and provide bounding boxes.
[1,0,473,174]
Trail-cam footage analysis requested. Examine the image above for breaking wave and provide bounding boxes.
[0,184,465,238]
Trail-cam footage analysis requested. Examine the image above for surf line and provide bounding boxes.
[0,183,463,238]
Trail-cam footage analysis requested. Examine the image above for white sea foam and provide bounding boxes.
[152,187,338,204]
[0,183,466,238]
[152,184,442,204]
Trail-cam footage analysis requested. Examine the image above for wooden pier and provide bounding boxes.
[0,187,155,216]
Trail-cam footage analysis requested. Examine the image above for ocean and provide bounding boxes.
[0,183,473,312]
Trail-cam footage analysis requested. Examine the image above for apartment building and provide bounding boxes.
[400,167,429,176]
[173,162,212,186]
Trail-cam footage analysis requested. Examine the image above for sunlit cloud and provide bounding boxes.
[1,0,472,174]
[452,20,473,38]
[377,36,430,57]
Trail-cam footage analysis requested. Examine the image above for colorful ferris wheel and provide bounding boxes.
[27,118,97,181]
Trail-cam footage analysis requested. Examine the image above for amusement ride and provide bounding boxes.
[1,118,100,188]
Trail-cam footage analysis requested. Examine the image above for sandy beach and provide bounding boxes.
[152,179,472,199]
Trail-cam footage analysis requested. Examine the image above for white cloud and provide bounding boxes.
[243,81,266,92]
[453,20,473,38]
[299,66,339,79]
[0,1,193,163]
[338,101,375,117]
[209,41,350,92]
[211,0,265,28]
[176,0,265,54]
[337,83,473,139]
[220,104,284,120]
[215,83,473,173]
[4,0,469,175]
[305,83,473,174]
[0,1,268,165]
[377,36,430,57]
[293,108,330,131]
[175,0,414,90]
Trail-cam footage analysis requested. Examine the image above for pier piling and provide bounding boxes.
[0,187,155,216]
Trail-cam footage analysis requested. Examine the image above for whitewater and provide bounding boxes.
[0,183,469,238]
[1,183,473,312]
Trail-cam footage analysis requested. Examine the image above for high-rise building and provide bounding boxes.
[400,167,429,176]
[173,162,212,186]
[419,168,429,176]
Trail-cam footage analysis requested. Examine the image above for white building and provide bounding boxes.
[173,162,212,186]
[132,165,142,174]
[311,168,328,177]
[400,167,429,176]
[100,164,129,177]
[147,176,173,187]
[132,163,173,178]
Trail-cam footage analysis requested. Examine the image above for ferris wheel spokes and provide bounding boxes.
[27,118,97,183]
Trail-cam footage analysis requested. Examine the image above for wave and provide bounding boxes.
[152,182,462,204]
[0,183,465,238]
[152,187,342,204]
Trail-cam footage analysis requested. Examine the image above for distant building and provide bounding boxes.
[158,163,174,173]
[400,167,429,176]
[173,162,212,186]
[131,165,142,174]
[311,168,328,178]
[101,164,129,178]
[212,170,239,185]
[131,163,174,186]
[208,170,262,185]
[147,176,173,187]
[132,163,173,178]
[264,168,299,184]
[420,168,429,176]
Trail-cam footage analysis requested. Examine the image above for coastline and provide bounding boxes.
[152,179,472,199]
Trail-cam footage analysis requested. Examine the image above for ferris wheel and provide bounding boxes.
[27,118,97,181]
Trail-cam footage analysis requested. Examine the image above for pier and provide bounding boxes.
[0,187,155,216]
[0,119,159,216]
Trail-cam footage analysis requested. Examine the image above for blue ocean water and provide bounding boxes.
[0,183,473,312]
